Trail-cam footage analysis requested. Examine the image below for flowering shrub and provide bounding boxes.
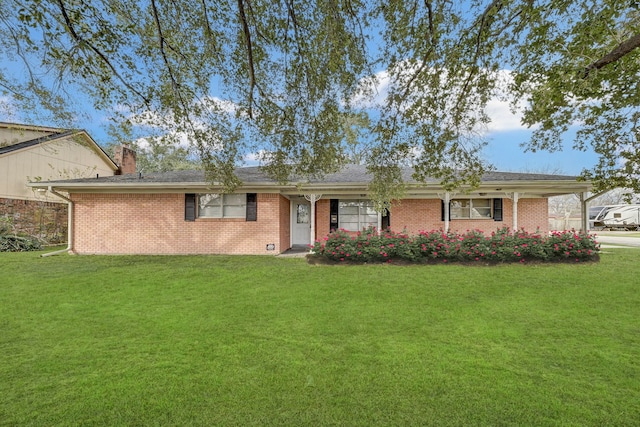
[310,227,599,264]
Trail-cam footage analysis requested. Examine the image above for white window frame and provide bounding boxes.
[198,193,247,218]
[338,200,378,231]
[450,198,492,219]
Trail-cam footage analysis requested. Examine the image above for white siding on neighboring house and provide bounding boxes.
[0,127,117,202]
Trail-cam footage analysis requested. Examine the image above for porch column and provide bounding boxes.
[304,194,322,247]
[504,192,520,230]
[443,192,451,233]
[580,192,588,232]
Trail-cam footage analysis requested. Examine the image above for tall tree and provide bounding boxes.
[1,1,639,204]
[341,111,372,165]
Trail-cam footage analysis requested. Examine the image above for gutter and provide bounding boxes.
[41,186,73,257]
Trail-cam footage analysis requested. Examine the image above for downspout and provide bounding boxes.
[41,186,73,257]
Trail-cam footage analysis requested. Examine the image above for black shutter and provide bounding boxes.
[246,193,257,221]
[382,210,390,230]
[493,198,503,221]
[185,194,196,221]
[330,199,339,231]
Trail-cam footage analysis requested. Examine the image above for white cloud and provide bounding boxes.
[351,67,533,134]
[243,150,266,166]
[350,70,391,109]
[482,70,532,133]
[484,97,527,132]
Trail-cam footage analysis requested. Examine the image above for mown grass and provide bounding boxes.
[1,249,639,425]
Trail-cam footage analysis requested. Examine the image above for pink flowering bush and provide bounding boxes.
[310,227,599,264]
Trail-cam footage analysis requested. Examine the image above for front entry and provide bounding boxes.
[291,201,311,246]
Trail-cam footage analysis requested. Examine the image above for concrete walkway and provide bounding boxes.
[278,246,311,258]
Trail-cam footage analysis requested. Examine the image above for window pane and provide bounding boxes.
[339,205,359,215]
[199,194,221,217]
[451,199,492,219]
[297,204,309,224]
[471,199,491,218]
[363,206,377,215]
[471,208,491,218]
[340,214,359,224]
[200,193,221,208]
[200,205,222,218]
[451,200,470,219]
[224,194,245,206]
[198,193,246,218]
[363,214,378,226]
[340,221,360,232]
[224,205,245,217]
[338,200,379,231]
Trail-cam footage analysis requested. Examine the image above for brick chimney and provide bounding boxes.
[114,145,137,175]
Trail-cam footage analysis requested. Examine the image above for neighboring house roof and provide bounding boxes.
[29,164,592,198]
[1,122,121,202]
[0,122,117,170]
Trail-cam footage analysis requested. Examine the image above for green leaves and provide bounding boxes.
[2,0,640,203]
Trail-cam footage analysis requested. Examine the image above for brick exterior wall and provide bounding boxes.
[71,193,289,255]
[0,197,67,243]
[389,198,548,234]
[279,196,291,250]
[314,197,549,238]
[68,193,548,255]
[315,199,331,240]
[515,198,549,233]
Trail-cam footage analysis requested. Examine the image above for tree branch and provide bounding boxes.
[237,0,256,118]
[55,0,150,106]
[150,0,180,93]
[582,33,640,79]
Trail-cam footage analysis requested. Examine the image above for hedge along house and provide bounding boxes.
[28,164,594,255]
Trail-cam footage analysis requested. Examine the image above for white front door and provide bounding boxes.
[291,201,311,246]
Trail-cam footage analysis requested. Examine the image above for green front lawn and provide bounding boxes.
[1,250,639,425]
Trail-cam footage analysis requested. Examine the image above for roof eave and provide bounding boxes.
[28,178,591,198]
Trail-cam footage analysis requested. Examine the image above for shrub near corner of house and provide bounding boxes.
[0,234,42,252]
[309,227,600,264]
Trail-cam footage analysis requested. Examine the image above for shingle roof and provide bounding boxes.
[0,126,117,169]
[38,164,580,185]
[0,129,77,155]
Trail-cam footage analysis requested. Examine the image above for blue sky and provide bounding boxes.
[483,129,598,175]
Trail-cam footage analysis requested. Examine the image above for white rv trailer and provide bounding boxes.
[592,205,640,231]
